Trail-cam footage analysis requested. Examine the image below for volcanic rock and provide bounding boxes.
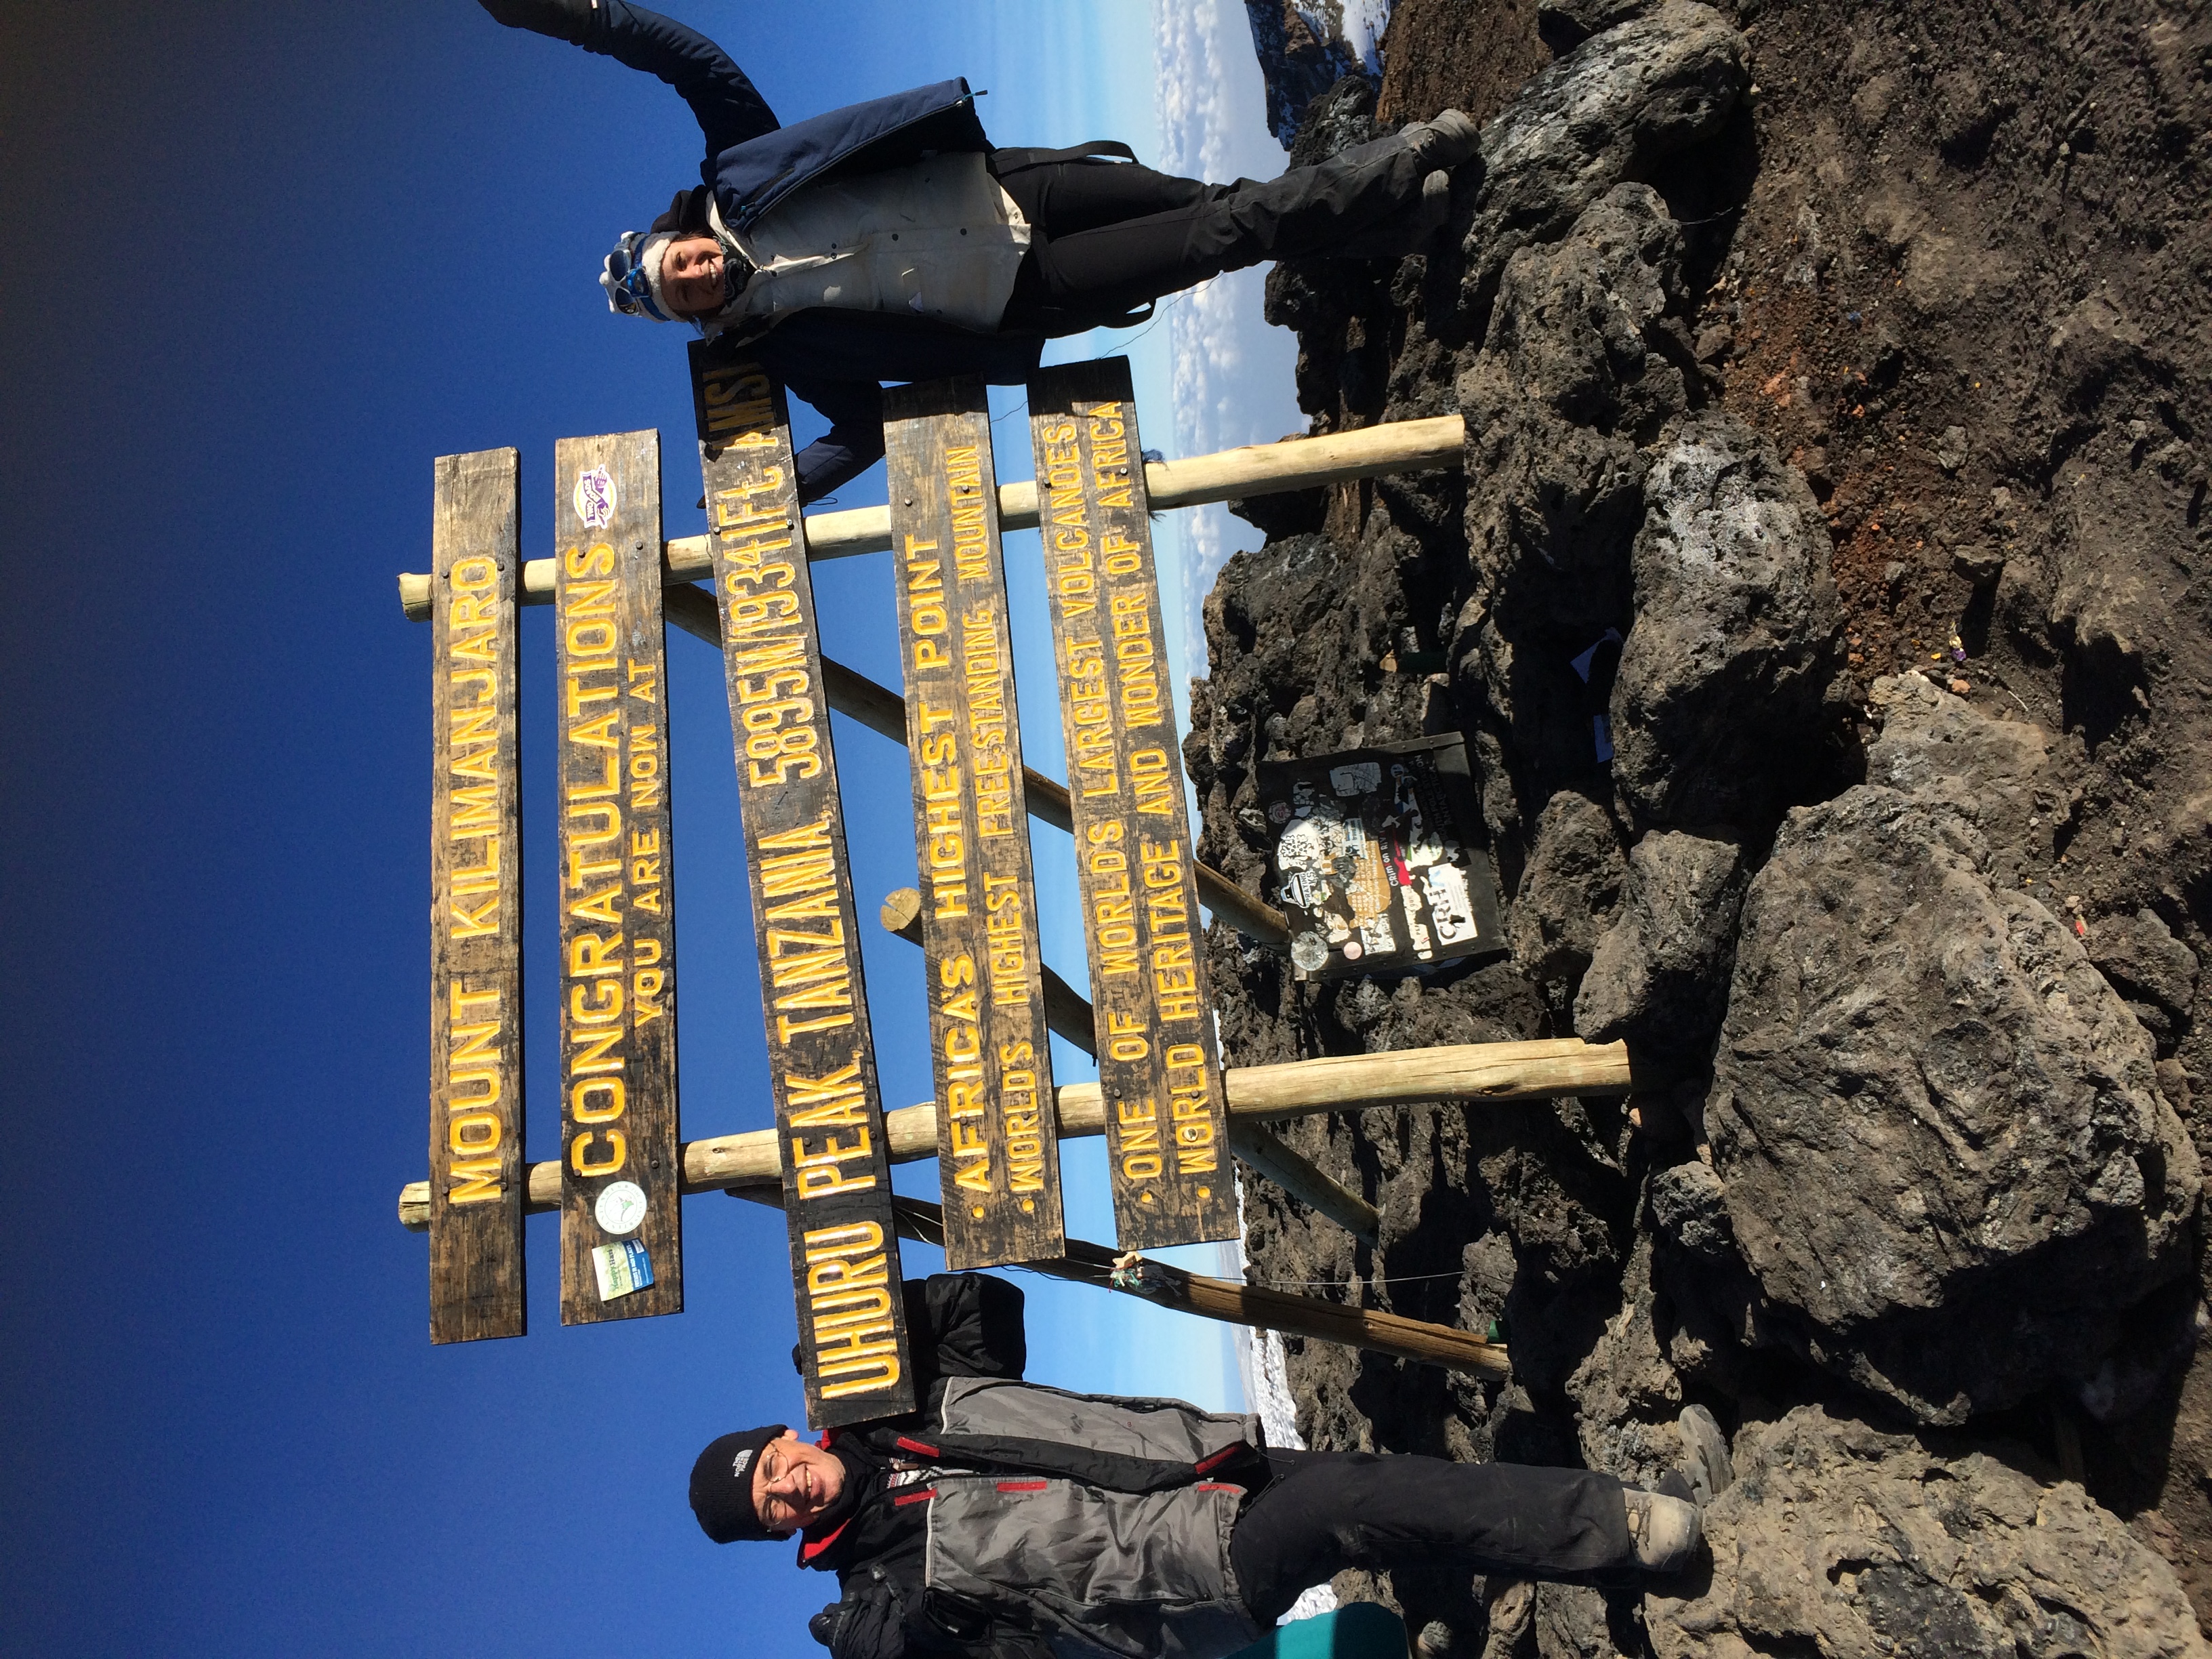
[1456,1,1747,322]
[1609,411,1842,830]
[1647,1404,2209,1659]
[1574,828,1746,1061]
[1707,783,2200,1422]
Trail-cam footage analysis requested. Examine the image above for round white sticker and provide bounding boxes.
[595,1179,649,1236]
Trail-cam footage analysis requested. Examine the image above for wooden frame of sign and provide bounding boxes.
[689,341,916,1425]
[428,448,527,1343]
[552,432,683,1324]
[1027,360,1236,1250]
[881,379,1067,1270]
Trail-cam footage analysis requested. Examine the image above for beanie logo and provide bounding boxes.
[731,1448,756,1480]
[574,466,617,531]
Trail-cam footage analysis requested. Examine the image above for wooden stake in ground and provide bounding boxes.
[1029,359,1235,1250]
[428,448,527,1343]
[882,379,1065,1269]
[552,432,682,1324]
[398,1036,1651,1226]
[690,343,914,1424]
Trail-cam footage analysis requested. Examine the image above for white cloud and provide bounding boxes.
[1149,0,1303,673]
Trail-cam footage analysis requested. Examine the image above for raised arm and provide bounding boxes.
[782,375,888,504]
[477,0,777,159]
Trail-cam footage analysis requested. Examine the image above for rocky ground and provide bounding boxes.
[1193,1,2212,1651]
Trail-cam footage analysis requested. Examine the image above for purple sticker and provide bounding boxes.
[573,464,617,531]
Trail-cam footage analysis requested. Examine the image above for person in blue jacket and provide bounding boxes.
[476,0,1480,499]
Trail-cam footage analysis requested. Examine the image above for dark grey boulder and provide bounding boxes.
[1574,827,1745,1061]
[1864,669,2058,887]
[1454,184,1689,827]
[1455,1,1748,323]
[1708,784,2200,1423]
[1509,788,1630,1010]
[1647,1404,2206,1659]
[2089,908,2202,1049]
[1648,1157,1734,1261]
[1565,1235,1688,1487]
[1610,412,1842,829]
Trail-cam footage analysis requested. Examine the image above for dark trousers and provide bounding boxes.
[991,134,1429,335]
[1227,1450,1634,1624]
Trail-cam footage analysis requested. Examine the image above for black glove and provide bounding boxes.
[478,0,598,45]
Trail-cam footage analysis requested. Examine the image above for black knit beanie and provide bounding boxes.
[689,1425,789,1544]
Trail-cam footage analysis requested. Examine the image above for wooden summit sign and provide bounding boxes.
[428,448,527,1343]
[882,379,1065,1270]
[553,432,683,1324]
[1027,360,1235,1250]
[689,341,916,1425]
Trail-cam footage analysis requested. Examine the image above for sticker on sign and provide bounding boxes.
[573,464,617,531]
[591,1240,655,1300]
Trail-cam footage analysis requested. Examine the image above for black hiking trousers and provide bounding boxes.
[1227,1450,1635,1623]
[991,132,1430,335]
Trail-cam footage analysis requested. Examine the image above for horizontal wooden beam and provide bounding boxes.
[396,1038,1644,1230]
[395,416,1466,618]
[727,1189,1508,1380]
[659,588,1290,945]
[880,887,1378,1244]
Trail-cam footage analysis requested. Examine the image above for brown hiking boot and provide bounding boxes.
[1401,108,1481,171]
[1622,1488,1702,1573]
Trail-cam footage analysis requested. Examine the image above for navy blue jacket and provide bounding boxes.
[480,0,1050,498]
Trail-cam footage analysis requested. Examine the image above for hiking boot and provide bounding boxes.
[1622,1488,1702,1573]
[1677,1405,1734,1509]
[1328,169,1454,259]
[1401,108,1481,171]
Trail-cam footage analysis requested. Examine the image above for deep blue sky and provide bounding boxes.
[0,3,1271,1654]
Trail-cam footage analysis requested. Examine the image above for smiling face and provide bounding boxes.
[657,234,729,318]
[752,1429,845,1535]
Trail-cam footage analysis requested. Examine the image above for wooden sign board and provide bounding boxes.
[882,380,1066,1270]
[1027,360,1235,1250]
[428,448,527,1343]
[553,432,683,1324]
[689,340,916,1425]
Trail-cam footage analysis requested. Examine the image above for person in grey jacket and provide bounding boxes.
[690,1275,1713,1659]
[476,0,1479,500]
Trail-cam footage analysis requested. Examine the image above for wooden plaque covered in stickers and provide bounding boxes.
[882,379,1066,1271]
[552,432,683,1324]
[1027,360,1236,1250]
[689,340,916,1426]
[428,447,527,1343]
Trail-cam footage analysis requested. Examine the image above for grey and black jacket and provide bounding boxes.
[800,1275,1270,1659]
[478,0,1091,500]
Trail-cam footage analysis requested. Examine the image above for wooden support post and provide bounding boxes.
[1029,359,1235,1250]
[691,344,916,1425]
[552,432,682,1324]
[882,379,1065,1268]
[427,447,527,1343]
[397,416,1468,617]
[663,579,1291,945]
[880,887,1380,1246]
[401,1039,1639,1227]
[723,1189,1508,1381]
